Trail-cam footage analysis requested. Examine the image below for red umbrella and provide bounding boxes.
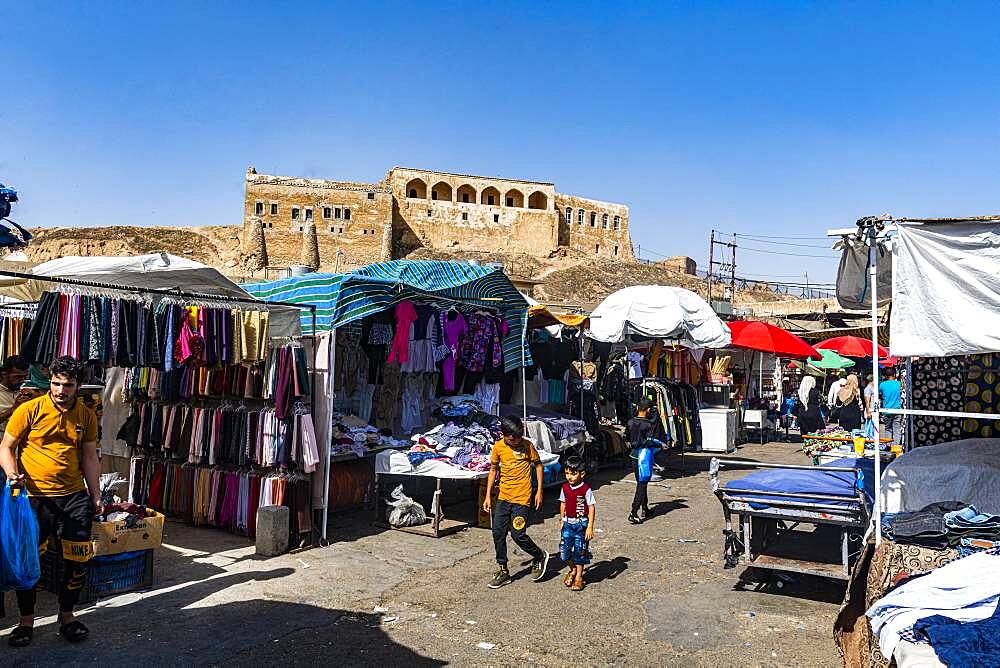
[816,335,890,359]
[727,321,820,359]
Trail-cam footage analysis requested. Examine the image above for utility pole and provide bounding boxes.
[707,230,715,303]
[707,230,737,308]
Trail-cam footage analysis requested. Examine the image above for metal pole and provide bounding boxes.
[580,333,585,421]
[868,224,882,548]
[522,312,528,423]
[321,328,336,544]
[708,230,715,305]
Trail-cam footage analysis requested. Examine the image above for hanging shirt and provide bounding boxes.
[387,300,418,364]
[627,351,644,379]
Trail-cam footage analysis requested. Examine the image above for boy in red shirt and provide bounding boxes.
[559,456,596,591]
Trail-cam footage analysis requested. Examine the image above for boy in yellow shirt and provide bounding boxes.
[483,416,549,588]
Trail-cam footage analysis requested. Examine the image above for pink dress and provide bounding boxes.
[442,312,467,392]
[387,300,418,364]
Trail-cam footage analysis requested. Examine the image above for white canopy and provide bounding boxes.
[586,285,731,348]
[0,253,301,337]
[891,222,1000,357]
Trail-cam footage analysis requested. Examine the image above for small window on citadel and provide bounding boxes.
[292,207,300,221]
[614,215,621,229]
[270,203,278,215]
[305,208,313,222]
[255,201,263,216]
[493,214,499,223]
[323,207,331,219]
[344,209,351,220]
[602,214,608,229]
[368,192,375,200]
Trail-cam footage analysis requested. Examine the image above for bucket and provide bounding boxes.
[289,264,311,276]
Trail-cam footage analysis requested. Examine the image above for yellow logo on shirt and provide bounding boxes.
[512,516,526,530]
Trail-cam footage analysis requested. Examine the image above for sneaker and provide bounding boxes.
[628,513,643,525]
[649,474,665,482]
[487,567,511,589]
[531,552,550,582]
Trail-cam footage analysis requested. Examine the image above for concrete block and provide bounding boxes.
[255,505,290,557]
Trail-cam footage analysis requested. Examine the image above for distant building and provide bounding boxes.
[243,166,633,269]
[662,256,697,275]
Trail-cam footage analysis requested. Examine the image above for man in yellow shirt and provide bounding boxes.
[0,357,100,648]
[482,415,548,588]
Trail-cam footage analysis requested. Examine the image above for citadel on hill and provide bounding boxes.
[242,165,634,270]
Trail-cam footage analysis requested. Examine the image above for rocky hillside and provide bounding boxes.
[21,225,788,307]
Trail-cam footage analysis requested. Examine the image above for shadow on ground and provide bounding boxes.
[2,546,443,666]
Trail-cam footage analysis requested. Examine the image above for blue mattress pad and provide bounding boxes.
[723,457,875,509]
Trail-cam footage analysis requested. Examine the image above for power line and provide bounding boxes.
[738,246,837,259]
[729,237,833,250]
[716,232,830,241]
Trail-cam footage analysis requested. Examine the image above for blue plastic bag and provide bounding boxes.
[636,447,655,483]
[0,481,41,590]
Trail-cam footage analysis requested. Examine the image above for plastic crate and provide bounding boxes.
[40,543,154,604]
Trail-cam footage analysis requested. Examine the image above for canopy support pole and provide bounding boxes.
[868,223,882,548]
[522,321,528,424]
[321,328,336,545]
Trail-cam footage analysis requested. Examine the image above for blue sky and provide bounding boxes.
[4,2,1000,284]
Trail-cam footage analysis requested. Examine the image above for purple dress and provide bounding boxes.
[441,312,467,392]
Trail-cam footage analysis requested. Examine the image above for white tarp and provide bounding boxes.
[0,253,301,337]
[586,285,731,348]
[891,222,1000,357]
[881,438,1000,515]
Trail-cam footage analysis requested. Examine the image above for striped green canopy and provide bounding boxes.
[243,260,532,370]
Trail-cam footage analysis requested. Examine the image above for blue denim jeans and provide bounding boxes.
[560,519,592,565]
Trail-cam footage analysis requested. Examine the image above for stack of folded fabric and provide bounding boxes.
[882,502,1000,555]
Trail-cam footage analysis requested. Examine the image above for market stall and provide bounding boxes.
[827,216,1000,667]
[587,285,730,460]
[244,260,534,538]
[0,254,316,556]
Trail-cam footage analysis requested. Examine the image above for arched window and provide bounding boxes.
[431,181,453,202]
[577,210,584,225]
[614,215,621,230]
[405,178,427,199]
[602,214,608,229]
[504,189,524,208]
[528,191,548,210]
[481,187,501,206]
[457,184,476,204]
[565,207,572,225]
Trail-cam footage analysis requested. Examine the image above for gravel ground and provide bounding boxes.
[1,441,846,667]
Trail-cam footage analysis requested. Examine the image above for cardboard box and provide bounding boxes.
[91,511,165,556]
[477,480,499,528]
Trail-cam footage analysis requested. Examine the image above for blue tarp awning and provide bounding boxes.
[243,260,532,370]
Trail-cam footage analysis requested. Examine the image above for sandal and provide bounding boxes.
[8,625,33,648]
[58,620,89,643]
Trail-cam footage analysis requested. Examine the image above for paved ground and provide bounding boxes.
[1,441,847,667]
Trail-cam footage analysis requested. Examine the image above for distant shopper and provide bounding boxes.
[833,373,865,430]
[794,376,825,436]
[626,398,663,524]
[0,355,30,433]
[483,415,548,589]
[862,375,876,419]
[827,371,847,408]
[879,368,903,446]
[559,457,596,592]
